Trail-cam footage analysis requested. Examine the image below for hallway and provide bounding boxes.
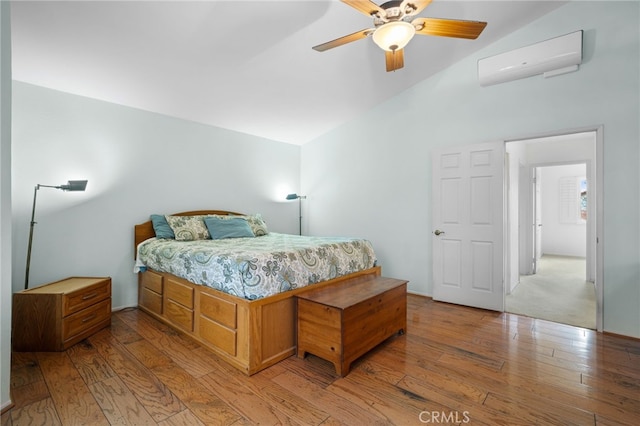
[506,255,596,329]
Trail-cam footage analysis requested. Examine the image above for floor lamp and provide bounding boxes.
[286,193,306,235]
[25,180,88,290]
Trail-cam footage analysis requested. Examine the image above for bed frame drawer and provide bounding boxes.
[166,278,194,309]
[140,270,163,294]
[199,315,236,356]
[140,287,163,315]
[200,292,237,329]
[139,271,163,314]
[165,299,194,332]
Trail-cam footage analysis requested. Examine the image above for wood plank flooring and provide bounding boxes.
[4,295,640,425]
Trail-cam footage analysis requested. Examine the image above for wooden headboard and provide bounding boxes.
[134,210,244,256]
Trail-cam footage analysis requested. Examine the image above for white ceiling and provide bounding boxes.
[10,0,566,145]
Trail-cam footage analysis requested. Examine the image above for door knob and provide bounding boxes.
[434,229,445,236]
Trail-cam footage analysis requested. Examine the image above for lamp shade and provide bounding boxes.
[60,180,88,191]
[372,21,416,51]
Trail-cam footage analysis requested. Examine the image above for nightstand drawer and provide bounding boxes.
[63,278,111,316]
[63,298,111,342]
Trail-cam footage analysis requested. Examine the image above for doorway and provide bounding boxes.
[504,131,598,329]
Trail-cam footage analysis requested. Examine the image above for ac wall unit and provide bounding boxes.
[478,30,583,87]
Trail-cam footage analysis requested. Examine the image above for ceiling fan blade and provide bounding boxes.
[341,0,386,18]
[401,0,433,16]
[385,49,405,72]
[312,28,373,52]
[413,17,487,39]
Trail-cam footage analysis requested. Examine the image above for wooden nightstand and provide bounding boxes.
[12,277,112,352]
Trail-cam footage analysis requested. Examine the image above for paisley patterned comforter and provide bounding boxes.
[137,233,377,300]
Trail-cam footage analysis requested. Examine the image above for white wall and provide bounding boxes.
[11,82,302,308]
[540,164,587,257]
[302,1,640,338]
[0,0,12,412]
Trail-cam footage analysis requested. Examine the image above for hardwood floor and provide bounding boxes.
[4,295,640,425]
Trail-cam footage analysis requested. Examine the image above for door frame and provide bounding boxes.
[504,126,603,332]
[527,161,593,281]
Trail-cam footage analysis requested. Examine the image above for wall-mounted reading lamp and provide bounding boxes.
[25,180,88,289]
[286,193,306,236]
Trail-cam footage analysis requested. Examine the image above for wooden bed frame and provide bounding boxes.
[134,210,381,375]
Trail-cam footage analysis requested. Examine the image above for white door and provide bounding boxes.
[432,142,505,311]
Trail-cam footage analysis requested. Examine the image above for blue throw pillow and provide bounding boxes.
[204,217,255,239]
[150,214,175,239]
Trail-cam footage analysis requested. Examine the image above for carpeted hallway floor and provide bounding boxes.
[506,255,596,329]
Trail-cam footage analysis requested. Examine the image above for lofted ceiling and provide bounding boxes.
[10,0,566,145]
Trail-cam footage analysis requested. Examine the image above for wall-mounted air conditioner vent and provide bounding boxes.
[478,30,583,87]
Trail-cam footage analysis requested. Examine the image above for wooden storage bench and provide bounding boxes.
[296,275,407,376]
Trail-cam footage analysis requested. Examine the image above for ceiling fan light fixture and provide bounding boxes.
[372,21,416,51]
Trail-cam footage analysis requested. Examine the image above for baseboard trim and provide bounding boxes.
[407,291,432,300]
[603,331,640,342]
[1,400,15,415]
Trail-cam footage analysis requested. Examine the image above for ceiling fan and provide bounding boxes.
[312,0,487,72]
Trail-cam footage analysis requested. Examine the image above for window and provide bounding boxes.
[559,176,587,224]
[579,177,587,221]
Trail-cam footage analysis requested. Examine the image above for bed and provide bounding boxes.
[134,210,381,375]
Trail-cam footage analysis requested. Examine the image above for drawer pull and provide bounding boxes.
[82,314,97,323]
[81,292,98,300]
